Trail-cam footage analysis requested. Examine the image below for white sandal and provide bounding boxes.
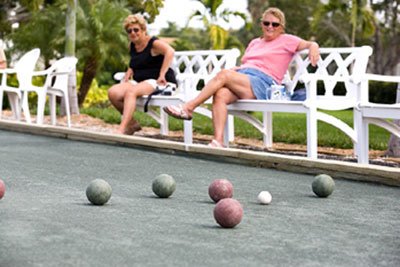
[207,139,225,148]
[163,105,192,120]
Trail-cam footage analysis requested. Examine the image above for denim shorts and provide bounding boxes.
[236,68,275,100]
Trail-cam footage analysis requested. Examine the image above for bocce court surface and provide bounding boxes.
[0,127,399,267]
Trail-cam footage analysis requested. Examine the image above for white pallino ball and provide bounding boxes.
[257,191,272,205]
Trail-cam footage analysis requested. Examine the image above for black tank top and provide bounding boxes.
[129,36,176,84]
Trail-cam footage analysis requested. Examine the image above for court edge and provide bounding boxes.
[1,119,399,187]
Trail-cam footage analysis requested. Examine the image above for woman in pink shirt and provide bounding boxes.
[164,7,320,148]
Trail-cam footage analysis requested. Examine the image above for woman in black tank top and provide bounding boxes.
[108,14,176,135]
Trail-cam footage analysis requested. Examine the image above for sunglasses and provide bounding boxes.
[262,21,280,28]
[126,27,140,34]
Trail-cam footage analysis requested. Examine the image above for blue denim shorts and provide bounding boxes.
[236,68,275,100]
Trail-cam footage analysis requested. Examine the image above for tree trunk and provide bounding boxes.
[78,58,98,106]
[386,83,400,157]
[61,0,80,115]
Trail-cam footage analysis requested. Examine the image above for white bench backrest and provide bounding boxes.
[283,46,373,109]
[172,49,240,99]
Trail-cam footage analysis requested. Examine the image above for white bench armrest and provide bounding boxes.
[0,68,17,74]
[113,72,125,81]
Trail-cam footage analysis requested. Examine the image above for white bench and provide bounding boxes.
[117,47,375,162]
[355,74,400,164]
[225,46,373,160]
[115,49,240,144]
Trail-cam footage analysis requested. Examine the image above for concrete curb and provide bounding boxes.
[1,119,399,187]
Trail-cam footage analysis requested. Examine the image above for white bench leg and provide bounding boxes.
[355,108,369,164]
[263,111,273,147]
[358,121,369,164]
[307,108,318,159]
[183,120,193,144]
[223,120,230,147]
[227,114,234,142]
[160,109,169,136]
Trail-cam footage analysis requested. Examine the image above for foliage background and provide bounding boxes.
[1,0,399,107]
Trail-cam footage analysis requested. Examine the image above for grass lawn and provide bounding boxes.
[81,106,390,151]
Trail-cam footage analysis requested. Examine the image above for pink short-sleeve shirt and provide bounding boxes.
[240,34,302,84]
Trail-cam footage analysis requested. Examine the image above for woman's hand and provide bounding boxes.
[297,40,320,67]
[308,42,320,67]
[123,68,133,82]
[157,76,167,86]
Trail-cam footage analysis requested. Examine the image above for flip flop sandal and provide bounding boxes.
[163,105,192,120]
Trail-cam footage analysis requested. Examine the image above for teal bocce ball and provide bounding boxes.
[86,179,112,205]
[152,174,176,198]
[312,174,335,198]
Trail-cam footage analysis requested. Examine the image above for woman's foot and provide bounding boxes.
[207,139,225,148]
[115,119,142,135]
[163,104,193,120]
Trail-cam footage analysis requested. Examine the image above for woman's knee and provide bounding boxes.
[213,89,232,105]
[108,85,120,100]
[214,69,232,83]
[124,87,138,99]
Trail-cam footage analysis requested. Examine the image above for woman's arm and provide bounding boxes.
[152,39,175,85]
[297,40,320,67]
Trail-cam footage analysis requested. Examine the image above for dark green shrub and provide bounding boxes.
[368,81,398,104]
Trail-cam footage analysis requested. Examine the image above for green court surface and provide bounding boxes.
[0,129,399,267]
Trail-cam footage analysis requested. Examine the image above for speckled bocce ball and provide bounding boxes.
[152,174,176,198]
[213,198,243,228]
[0,179,5,199]
[312,174,335,198]
[86,179,112,205]
[208,179,233,203]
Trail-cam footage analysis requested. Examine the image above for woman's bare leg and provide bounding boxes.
[183,69,256,115]
[212,88,238,144]
[108,82,132,114]
[114,82,154,135]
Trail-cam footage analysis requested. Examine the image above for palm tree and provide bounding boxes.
[189,0,248,49]
[312,0,375,47]
[9,2,65,66]
[64,0,79,115]
[349,0,375,47]
[75,0,131,106]
[75,0,167,106]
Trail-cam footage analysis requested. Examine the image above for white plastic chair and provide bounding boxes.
[28,56,78,127]
[0,48,41,121]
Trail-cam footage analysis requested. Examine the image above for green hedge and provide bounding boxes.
[313,80,398,104]
[369,80,398,104]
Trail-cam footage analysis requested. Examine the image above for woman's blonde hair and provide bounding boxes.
[123,14,147,32]
[262,7,286,31]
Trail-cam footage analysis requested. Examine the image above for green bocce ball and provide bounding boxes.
[152,174,176,198]
[86,179,112,205]
[312,174,335,198]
